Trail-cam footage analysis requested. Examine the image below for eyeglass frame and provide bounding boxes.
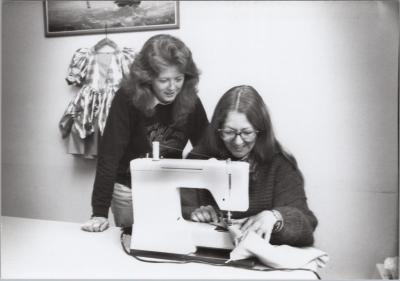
[217,128,260,142]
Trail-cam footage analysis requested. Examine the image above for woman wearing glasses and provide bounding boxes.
[188,85,317,246]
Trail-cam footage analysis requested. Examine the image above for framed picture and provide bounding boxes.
[44,1,179,37]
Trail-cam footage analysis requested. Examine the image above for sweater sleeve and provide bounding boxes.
[270,156,318,247]
[187,97,209,147]
[91,89,132,218]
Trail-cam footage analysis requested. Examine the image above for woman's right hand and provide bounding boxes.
[190,205,219,223]
[81,216,109,232]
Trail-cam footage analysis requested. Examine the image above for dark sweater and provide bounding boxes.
[92,88,208,217]
[186,148,318,247]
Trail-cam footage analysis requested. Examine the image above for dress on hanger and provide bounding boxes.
[59,46,136,158]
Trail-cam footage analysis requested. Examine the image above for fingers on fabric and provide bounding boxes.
[81,217,109,232]
[207,206,219,222]
[227,224,244,246]
[253,227,271,241]
[263,230,272,241]
[190,212,200,222]
[248,221,262,233]
[200,206,212,221]
[240,218,254,233]
[255,228,264,237]
[190,205,218,223]
[239,211,276,240]
[231,218,247,225]
[241,229,251,241]
[191,210,204,222]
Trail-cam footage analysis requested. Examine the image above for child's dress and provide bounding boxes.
[59,47,136,158]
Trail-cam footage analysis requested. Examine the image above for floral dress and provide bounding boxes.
[59,47,135,158]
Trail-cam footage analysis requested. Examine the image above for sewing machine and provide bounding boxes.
[129,147,249,261]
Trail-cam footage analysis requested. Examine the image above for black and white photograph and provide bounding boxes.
[1,0,399,280]
[44,1,179,37]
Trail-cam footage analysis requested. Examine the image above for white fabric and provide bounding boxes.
[229,230,329,271]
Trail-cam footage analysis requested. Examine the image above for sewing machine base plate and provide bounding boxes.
[130,247,257,268]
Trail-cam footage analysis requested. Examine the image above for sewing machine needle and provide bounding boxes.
[226,158,232,225]
[227,211,232,225]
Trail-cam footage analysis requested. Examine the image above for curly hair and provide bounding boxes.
[121,34,200,125]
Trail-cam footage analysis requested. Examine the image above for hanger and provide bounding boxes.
[94,23,118,52]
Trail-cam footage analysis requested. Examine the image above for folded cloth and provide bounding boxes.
[229,230,329,271]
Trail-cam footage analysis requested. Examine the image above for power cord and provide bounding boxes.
[120,232,321,279]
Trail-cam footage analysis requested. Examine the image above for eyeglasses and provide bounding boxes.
[218,128,260,142]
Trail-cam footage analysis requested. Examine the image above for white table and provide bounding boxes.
[1,216,317,279]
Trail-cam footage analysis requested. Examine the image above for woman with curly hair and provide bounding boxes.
[189,85,317,247]
[82,34,208,232]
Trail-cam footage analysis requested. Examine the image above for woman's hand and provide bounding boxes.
[190,205,219,223]
[81,216,109,232]
[232,210,277,242]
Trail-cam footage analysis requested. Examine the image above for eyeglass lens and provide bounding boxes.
[219,129,258,141]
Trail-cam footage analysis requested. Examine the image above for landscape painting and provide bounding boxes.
[44,1,179,37]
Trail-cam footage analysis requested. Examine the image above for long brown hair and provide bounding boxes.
[200,85,297,167]
[121,34,200,125]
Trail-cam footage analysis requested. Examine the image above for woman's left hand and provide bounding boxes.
[233,210,277,242]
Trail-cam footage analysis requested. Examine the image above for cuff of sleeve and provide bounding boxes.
[270,206,316,247]
[273,206,301,231]
[92,206,109,218]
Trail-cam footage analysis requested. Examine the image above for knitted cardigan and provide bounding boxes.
[184,149,318,247]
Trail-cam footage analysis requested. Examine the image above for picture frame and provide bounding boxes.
[44,1,180,37]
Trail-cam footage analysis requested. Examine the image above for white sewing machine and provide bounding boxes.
[129,145,249,261]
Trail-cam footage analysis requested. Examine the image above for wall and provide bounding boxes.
[0,0,2,219]
[2,1,398,279]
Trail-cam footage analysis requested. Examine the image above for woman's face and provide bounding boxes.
[220,111,257,159]
[152,65,185,104]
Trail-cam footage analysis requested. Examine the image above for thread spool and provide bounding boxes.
[152,141,160,161]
